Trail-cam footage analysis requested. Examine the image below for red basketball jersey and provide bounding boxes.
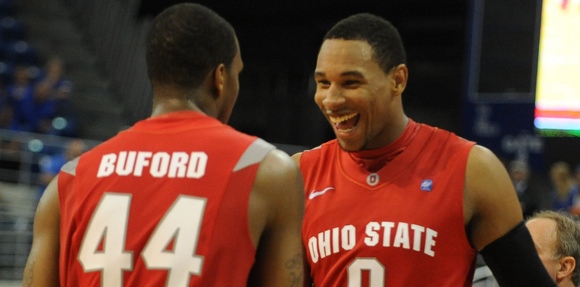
[299,121,477,286]
[58,111,274,287]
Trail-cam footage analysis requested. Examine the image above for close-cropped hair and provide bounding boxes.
[146,3,237,89]
[324,13,407,74]
[529,210,580,286]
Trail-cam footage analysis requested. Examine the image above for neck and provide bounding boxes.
[151,98,203,117]
[370,114,409,150]
[150,84,215,117]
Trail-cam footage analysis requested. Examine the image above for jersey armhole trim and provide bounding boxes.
[60,157,80,175]
[233,138,275,172]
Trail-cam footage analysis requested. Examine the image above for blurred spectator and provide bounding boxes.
[549,161,579,214]
[34,56,77,136]
[570,164,580,216]
[509,159,551,218]
[0,79,15,129]
[5,65,36,132]
[526,210,580,287]
[474,209,580,287]
[35,56,71,109]
[575,164,580,191]
[37,138,86,198]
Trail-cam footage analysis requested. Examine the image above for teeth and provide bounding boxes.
[329,113,357,124]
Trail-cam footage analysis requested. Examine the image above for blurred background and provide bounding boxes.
[1,0,579,284]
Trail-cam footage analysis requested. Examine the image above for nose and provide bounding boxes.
[320,84,345,109]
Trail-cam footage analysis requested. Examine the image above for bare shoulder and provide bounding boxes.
[464,145,507,191]
[247,149,306,286]
[465,145,523,250]
[253,149,304,208]
[290,152,303,167]
[251,148,304,221]
[258,149,302,182]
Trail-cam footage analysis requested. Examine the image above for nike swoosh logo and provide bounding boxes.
[309,187,335,200]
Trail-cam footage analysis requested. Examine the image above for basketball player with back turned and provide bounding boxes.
[22,3,305,286]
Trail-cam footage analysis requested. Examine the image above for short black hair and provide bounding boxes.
[146,3,237,89]
[324,13,407,74]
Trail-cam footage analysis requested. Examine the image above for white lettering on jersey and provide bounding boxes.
[97,151,208,178]
[307,221,438,264]
[393,222,410,249]
[308,225,357,263]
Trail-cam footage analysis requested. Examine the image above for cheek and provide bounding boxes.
[369,90,391,113]
[229,76,240,95]
[314,91,325,107]
[538,255,558,275]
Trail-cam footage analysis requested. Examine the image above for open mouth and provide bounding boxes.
[329,113,360,132]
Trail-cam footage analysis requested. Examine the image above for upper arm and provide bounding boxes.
[290,152,303,167]
[247,149,306,287]
[23,176,61,287]
[465,145,524,250]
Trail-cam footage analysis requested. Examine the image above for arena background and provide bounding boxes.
[1,0,579,284]
[136,0,579,169]
[136,0,468,149]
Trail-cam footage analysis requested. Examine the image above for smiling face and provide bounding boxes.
[314,39,408,151]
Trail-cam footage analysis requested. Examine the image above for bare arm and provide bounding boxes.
[22,176,60,287]
[247,149,306,287]
[290,152,303,166]
[464,145,523,250]
[291,151,314,287]
[466,146,557,285]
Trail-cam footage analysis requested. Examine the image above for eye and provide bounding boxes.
[317,80,330,88]
[343,80,360,88]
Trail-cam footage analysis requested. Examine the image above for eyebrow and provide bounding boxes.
[314,70,365,78]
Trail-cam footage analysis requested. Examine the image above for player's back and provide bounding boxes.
[57,111,273,286]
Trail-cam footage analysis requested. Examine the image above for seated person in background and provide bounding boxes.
[474,210,580,287]
[526,210,580,287]
[509,159,551,218]
[549,161,579,214]
[34,56,76,136]
[575,164,580,188]
[6,65,36,132]
[571,164,580,215]
[35,56,72,108]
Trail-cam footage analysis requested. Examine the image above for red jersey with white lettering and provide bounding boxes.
[58,111,274,287]
[299,120,477,286]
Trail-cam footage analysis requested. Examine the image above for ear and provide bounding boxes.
[556,256,575,281]
[391,64,408,96]
[212,63,227,99]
